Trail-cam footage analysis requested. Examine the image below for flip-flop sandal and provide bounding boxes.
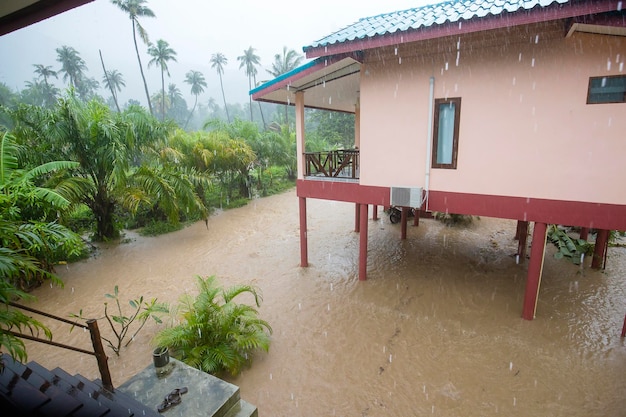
[157,397,178,413]
[167,387,188,401]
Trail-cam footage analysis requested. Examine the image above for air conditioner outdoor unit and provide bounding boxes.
[390,186,423,207]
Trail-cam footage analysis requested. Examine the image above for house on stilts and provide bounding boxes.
[251,0,626,320]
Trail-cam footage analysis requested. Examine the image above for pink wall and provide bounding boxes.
[359,23,626,205]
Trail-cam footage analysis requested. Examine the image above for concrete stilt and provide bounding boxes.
[522,222,548,320]
[401,207,409,240]
[413,209,420,226]
[359,203,369,281]
[355,203,361,233]
[579,227,589,241]
[299,197,308,267]
[592,229,609,270]
[517,221,529,263]
[372,205,378,221]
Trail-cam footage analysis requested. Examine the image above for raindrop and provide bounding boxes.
[607,59,611,71]
[432,405,435,413]
[618,1,623,11]
[456,51,460,66]
[324,331,327,337]
[509,361,513,371]
[287,98,290,105]
[398,57,402,64]
[324,59,328,66]
[330,283,333,291]
[323,80,326,88]
[620,62,624,72]
[389,354,393,363]
[519,52,523,62]
[394,47,398,55]
[383,346,386,353]
[328,96,332,104]
[291,393,294,400]
[327,303,330,311]
[512,77,516,86]
[71,287,74,294]
[457,37,461,50]
[50,283,53,288]
[513,397,517,406]
[298,302,301,310]
[445,62,449,71]
[535,34,539,44]
[531,58,535,67]
[423,384,426,393]
[269,373,273,380]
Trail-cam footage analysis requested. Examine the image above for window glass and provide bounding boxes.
[437,102,456,164]
[432,97,461,169]
[587,76,626,104]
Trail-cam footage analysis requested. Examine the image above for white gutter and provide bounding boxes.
[424,76,435,211]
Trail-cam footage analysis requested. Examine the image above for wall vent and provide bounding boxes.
[390,187,423,207]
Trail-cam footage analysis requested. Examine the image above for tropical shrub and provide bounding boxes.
[433,212,478,226]
[153,275,272,376]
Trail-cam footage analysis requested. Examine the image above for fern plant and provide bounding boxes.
[547,225,592,264]
[153,275,272,376]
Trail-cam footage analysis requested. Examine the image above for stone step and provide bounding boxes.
[223,399,258,417]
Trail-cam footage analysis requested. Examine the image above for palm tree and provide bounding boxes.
[31,94,208,240]
[32,64,57,89]
[153,275,272,376]
[32,65,59,107]
[210,52,230,123]
[183,70,207,129]
[55,45,87,89]
[111,0,155,116]
[237,47,261,122]
[148,39,177,121]
[102,69,125,112]
[268,46,304,126]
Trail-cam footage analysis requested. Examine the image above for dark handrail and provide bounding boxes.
[2,301,114,392]
[304,149,359,179]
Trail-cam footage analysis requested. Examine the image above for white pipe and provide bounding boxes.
[424,76,435,210]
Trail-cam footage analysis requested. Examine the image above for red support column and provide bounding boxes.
[621,313,626,338]
[592,229,609,270]
[401,207,408,240]
[355,203,361,233]
[299,197,308,267]
[372,205,378,221]
[517,221,529,263]
[522,222,548,320]
[413,209,420,227]
[359,203,369,281]
[579,227,589,241]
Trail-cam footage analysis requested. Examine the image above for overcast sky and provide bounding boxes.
[0,0,433,107]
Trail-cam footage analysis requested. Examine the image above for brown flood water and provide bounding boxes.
[24,189,626,416]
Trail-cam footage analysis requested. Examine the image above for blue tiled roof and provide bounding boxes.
[305,0,570,50]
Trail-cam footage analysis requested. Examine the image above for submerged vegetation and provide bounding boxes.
[153,275,272,376]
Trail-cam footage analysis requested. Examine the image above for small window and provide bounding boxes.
[587,75,626,104]
[432,97,461,169]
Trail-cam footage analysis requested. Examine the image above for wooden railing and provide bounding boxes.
[3,301,114,391]
[304,149,359,180]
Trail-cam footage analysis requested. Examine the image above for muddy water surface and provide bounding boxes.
[25,189,626,416]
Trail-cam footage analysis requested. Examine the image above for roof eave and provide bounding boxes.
[251,52,363,100]
[0,0,94,37]
[304,0,623,59]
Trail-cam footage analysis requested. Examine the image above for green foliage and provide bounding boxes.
[547,225,592,264]
[0,280,53,366]
[71,285,168,356]
[0,132,86,289]
[138,219,185,236]
[153,275,272,376]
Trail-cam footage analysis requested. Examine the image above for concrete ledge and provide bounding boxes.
[118,359,243,417]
